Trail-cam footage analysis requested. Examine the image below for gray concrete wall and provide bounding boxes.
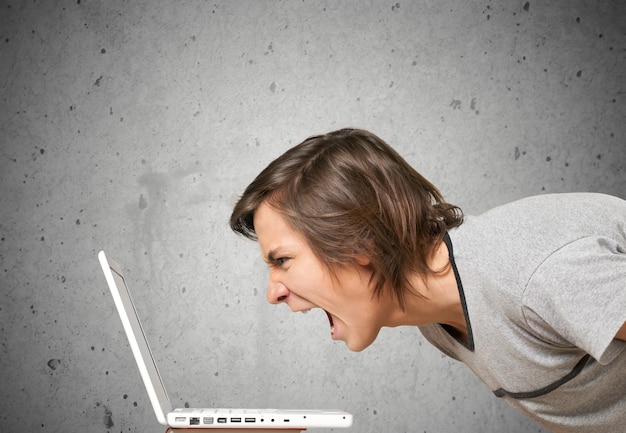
[1,1,624,432]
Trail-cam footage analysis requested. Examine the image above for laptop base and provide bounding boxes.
[166,429,305,432]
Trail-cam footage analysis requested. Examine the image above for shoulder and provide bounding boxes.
[479,192,626,221]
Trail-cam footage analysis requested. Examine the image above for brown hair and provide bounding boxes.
[230,128,463,308]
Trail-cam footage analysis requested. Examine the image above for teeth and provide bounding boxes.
[325,310,334,336]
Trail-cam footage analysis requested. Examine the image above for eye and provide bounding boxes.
[266,252,291,268]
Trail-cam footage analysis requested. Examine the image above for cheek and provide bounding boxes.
[334,267,374,301]
[298,258,332,286]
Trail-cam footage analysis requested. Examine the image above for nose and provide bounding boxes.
[266,278,290,305]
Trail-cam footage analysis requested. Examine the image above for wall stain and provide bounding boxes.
[47,359,61,370]
[470,98,479,115]
[103,406,114,428]
[514,147,526,160]
[450,99,461,110]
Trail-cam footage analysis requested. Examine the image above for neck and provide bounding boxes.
[386,240,467,336]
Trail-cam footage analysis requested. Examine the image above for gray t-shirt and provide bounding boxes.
[419,193,626,433]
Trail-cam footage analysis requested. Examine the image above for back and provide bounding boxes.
[455,192,626,298]
[427,193,626,432]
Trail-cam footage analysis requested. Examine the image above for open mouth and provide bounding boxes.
[299,308,335,337]
[325,310,335,336]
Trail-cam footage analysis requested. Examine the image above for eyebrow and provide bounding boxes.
[265,247,292,264]
[265,249,278,263]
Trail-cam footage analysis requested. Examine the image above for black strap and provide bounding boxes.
[493,354,591,399]
[443,233,475,351]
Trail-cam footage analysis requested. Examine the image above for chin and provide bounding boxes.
[344,338,375,352]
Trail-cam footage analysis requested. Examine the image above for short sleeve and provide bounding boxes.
[523,236,626,365]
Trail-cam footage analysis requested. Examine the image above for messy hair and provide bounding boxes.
[230,128,463,308]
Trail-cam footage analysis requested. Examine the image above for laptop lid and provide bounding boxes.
[99,250,172,425]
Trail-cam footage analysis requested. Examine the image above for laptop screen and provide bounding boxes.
[99,251,172,425]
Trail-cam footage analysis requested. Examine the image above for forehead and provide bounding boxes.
[253,201,305,255]
[253,201,287,233]
[253,202,342,278]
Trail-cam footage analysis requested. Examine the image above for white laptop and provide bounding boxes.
[98,251,353,430]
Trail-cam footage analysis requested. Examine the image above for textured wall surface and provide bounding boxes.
[1,1,625,432]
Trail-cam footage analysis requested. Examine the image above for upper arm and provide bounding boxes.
[523,236,626,359]
[617,321,626,342]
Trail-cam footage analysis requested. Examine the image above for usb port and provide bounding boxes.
[230,417,241,423]
[245,418,256,423]
[189,417,200,425]
[217,417,227,423]
[175,417,186,422]
[203,417,214,424]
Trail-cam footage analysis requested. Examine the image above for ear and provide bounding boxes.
[355,254,371,266]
